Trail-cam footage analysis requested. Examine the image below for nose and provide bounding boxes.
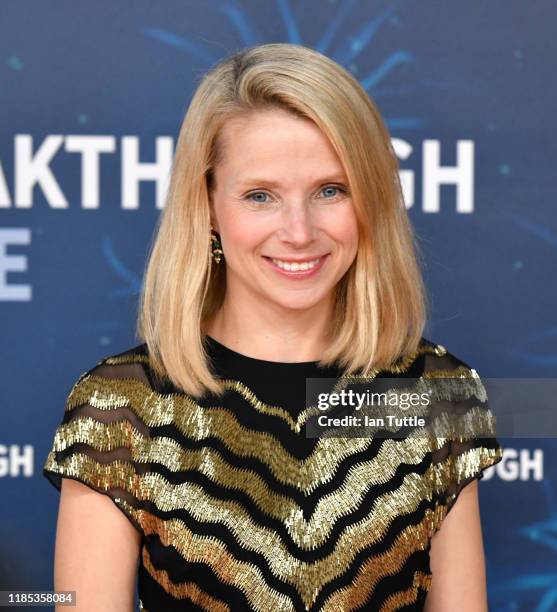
[276,202,317,246]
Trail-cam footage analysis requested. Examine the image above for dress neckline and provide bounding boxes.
[204,334,328,371]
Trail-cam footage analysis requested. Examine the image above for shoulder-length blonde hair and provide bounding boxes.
[136,42,429,398]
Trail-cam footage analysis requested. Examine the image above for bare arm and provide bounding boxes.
[54,478,142,612]
[424,480,488,612]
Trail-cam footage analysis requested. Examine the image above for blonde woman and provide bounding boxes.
[44,43,503,611]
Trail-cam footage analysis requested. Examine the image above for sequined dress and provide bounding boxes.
[43,336,503,611]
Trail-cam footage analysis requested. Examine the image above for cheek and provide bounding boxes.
[221,215,263,256]
[327,209,359,249]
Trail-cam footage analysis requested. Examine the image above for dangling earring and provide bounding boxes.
[210,224,223,264]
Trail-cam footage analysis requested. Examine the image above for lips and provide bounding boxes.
[263,255,328,263]
[262,253,329,277]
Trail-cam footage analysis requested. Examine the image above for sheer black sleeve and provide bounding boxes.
[42,350,155,538]
[423,348,504,518]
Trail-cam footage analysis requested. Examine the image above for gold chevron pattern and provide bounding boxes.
[43,339,503,611]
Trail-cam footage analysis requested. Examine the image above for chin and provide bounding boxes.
[266,290,329,312]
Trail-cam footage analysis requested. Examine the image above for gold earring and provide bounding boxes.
[210,225,223,264]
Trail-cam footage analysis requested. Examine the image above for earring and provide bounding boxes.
[210,224,223,264]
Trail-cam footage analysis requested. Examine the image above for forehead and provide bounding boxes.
[215,109,347,177]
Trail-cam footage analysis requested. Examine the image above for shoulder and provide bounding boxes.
[46,343,159,475]
[77,342,149,377]
[413,336,489,406]
[418,336,480,376]
[67,342,170,397]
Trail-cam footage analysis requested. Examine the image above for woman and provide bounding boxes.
[44,43,503,611]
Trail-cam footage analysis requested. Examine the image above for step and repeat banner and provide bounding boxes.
[1,2,555,610]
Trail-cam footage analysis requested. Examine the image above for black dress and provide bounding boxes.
[43,336,503,611]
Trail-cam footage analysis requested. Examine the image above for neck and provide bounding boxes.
[204,292,334,363]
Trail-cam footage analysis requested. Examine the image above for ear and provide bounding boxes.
[207,168,219,232]
[208,195,218,232]
[209,212,219,234]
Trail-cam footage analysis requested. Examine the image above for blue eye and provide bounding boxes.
[246,192,270,204]
[320,185,345,198]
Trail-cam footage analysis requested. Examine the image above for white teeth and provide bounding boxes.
[271,257,322,271]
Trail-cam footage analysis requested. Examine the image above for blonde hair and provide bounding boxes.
[136,42,429,398]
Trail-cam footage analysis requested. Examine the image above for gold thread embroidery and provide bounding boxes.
[47,407,499,548]
[322,515,437,612]
[141,510,295,611]
[134,502,440,611]
[61,370,495,493]
[142,545,231,611]
[43,443,502,609]
[378,571,432,612]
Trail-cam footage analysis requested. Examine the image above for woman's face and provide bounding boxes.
[209,108,359,313]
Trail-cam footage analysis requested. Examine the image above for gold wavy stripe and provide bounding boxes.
[104,353,151,366]
[414,365,487,400]
[62,369,493,493]
[321,506,440,611]
[124,498,442,611]
[64,376,373,491]
[379,571,432,612]
[48,407,497,548]
[56,387,495,454]
[101,342,472,433]
[444,441,503,509]
[452,442,501,482]
[43,443,502,607]
[140,509,296,612]
[141,545,231,611]
[431,444,503,501]
[424,364,477,379]
[422,365,488,409]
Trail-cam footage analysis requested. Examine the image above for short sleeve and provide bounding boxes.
[424,348,504,517]
[441,432,503,515]
[43,353,154,538]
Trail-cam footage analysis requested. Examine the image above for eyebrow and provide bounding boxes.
[236,174,349,188]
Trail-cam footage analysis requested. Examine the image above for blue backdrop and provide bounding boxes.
[1,2,555,610]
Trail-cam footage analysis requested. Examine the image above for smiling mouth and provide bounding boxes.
[263,254,329,271]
